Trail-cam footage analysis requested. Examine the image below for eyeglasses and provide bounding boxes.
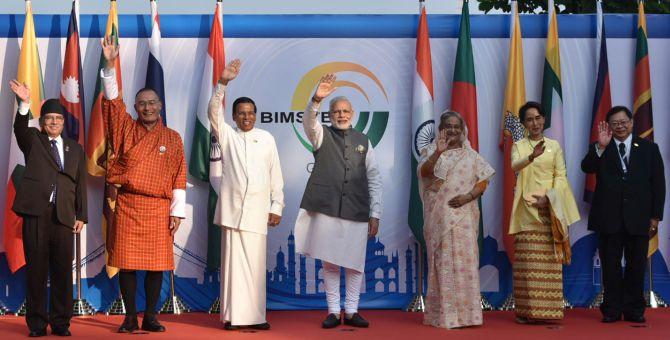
[609,120,631,127]
[137,100,160,107]
[42,115,64,122]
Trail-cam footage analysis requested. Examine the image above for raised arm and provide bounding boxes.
[9,80,35,153]
[512,140,545,172]
[208,59,241,143]
[581,121,611,173]
[304,74,338,151]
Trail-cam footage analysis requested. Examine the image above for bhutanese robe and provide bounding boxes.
[101,69,187,271]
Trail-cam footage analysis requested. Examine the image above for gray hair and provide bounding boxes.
[328,96,353,112]
[438,110,468,144]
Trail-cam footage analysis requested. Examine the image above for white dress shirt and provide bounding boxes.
[208,84,285,235]
[595,134,632,172]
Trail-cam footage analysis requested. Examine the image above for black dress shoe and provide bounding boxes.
[322,313,341,329]
[343,313,369,328]
[601,315,620,323]
[117,316,139,333]
[249,322,271,330]
[51,327,72,336]
[624,315,646,323]
[224,322,241,330]
[141,317,166,332]
[28,329,47,337]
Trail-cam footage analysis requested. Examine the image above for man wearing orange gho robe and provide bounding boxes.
[100,36,187,333]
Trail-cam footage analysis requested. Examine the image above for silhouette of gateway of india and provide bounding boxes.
[266,232,416,301]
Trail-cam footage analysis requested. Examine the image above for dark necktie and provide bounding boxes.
[50,140,63,203]
[618,142,629,169]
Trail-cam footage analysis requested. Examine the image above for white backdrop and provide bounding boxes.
[2,30,670,309]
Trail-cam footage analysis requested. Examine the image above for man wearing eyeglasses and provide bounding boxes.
[294,74,383,329]
[9,81,88,337]
[582,106,665,324]
[99,36,187,333]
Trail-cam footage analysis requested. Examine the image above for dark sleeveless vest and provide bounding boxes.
[300,125,370,222]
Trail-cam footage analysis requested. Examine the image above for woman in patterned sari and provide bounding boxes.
[509,101,580,324]
[418,110,495,329]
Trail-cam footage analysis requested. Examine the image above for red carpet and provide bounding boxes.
[1,309,668,339]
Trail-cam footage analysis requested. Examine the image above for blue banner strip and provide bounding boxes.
[0,14,669,39]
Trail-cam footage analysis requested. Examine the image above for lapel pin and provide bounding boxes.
[65,145,69,152]
[159,146,167,153]
[633,143,639,147]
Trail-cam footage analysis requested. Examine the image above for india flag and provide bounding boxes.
[189,0,226,269]
[3,0,45,273]
[408,1,434,247]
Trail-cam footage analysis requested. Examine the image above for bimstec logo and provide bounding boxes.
[279,62,389,152]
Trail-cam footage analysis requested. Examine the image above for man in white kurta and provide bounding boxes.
[208,60,284,330]
[294,73,382,328]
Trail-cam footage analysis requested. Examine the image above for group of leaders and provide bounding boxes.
[8,36,664,337]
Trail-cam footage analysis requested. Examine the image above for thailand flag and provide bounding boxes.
[146,0,167,124]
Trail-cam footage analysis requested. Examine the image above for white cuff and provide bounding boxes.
[170,189,186,218]
[595,144,604,157]
[270,202,283,216]
[100,68,119,100]
[18,101,30,115]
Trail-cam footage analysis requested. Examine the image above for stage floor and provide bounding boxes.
[1,309,668,339]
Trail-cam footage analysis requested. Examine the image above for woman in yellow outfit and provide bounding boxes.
[509,101,580,324]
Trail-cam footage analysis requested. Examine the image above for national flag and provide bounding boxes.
[541,0,564,146]
[3,0,45,273]
[500,0,526,262]
[86,0,123,278]
[408,1,434,247]
[584,0,611,203]
[189,0,226,269]
[146,0,167,124]
[632,1,657,257]
[451,0,485,258]
[60,0,85,145]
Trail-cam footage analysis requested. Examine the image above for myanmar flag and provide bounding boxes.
[3,0,45,273]
[189,0,226,269]
[541,0,564,146]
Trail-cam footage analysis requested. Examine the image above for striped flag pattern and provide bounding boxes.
[632,1,657,257]
[189,0,226,269]
[86,0,123,278]
[408,0,435,247]
[501,0,526,262]
[451,0,485,258]
[584,0,611,203]
[146,0,167,125]
[541,0,564,146]
[3,0,45,273]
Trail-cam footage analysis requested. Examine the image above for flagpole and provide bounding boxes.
[160,271,191,314]
[69,0,94,316]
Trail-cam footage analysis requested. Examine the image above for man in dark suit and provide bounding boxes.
[9,80,88,337]
[581,105,665,324]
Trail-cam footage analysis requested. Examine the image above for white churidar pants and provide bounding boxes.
[322,261,363,315]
